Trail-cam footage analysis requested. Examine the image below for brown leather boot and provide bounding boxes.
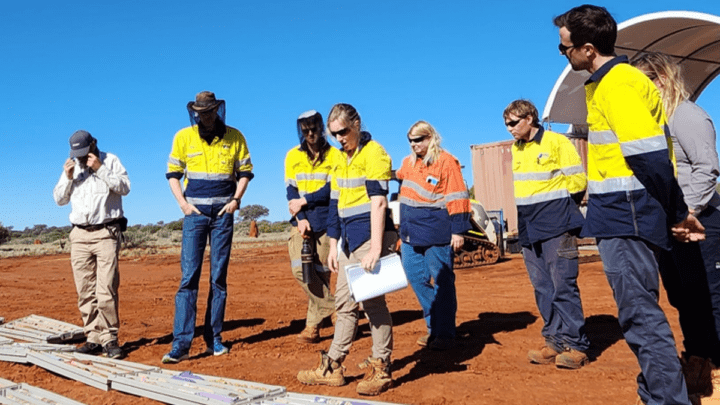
[297,351,346,386]
[297,324,320,344]
[527,345,560,365]
[356,357,392,396]
[555,348,589,369]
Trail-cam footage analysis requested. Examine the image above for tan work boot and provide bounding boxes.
[555,348,589,369]
[416,333,431,347]
[297,324,320,344]
[297,351,346,386]
[527,345,560,365]
[356,357,392,396]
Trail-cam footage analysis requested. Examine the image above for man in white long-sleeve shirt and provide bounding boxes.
[53,130,130,359]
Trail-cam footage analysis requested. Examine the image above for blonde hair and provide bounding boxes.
[327,103,361,133]
[408,120,443,166]
[629,52,689,118]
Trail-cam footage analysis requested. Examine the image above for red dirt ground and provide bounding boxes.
[0,242,685,404]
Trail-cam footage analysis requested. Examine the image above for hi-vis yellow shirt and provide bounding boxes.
[582,56,687,249]
[166,125,253,206]
[512,127,586,246]
[327,135,394,253]
[284,146,342,232]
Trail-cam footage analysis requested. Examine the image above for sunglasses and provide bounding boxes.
[408,135,429,144]
[558,43,575,55]
[505,118,523,128]
[301,126,320,135]
[331,127,351,137]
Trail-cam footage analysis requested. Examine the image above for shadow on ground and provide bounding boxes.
[393,311,537,385]
[584,314,624,361]
[121,317,266,355]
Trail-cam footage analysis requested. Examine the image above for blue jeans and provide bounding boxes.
[522,233,589,352]
[597,237,690,405]
[401,243,457,339]
[172,205,234,352]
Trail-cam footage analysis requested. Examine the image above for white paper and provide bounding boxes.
[345,253,408,302]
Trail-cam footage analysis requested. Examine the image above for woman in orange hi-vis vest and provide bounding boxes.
[396,121,472,351]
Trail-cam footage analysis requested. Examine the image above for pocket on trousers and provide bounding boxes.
[557,233,578,259]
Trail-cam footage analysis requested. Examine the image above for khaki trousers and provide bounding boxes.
[288,228,335,328]
[69,226,120,345]
[327,231,398,363]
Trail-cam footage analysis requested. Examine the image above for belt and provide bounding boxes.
[74,218,121,232]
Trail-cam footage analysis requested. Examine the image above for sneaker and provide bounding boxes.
[528,345,560,365]
[555,348,589,369]
[356,357,393,396]
[102,341,124,359]
[75,342,102,355]
[162,349,189,364]
[297,324,320,344]
[297,351,346,386]
[429,337,455,351]
[204,340,229,356]
[416,333,432,347]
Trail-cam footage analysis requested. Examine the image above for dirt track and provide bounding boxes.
[0,242,683,404]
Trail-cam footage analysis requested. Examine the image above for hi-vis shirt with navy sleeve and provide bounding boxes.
[166,125,253,208]
[582,56,688,250]
[396,151,471,247]
[512,128,586,247]
[284,146,342,233]
[326,133,395,253]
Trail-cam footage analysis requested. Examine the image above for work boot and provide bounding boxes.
[356,357,393,396]
[555,348,588,369]
[297,351,346,386]
[527,345,560,365]
[416,333,432,347]
[76,342,102,355]
[297,324,320,344]
[102,341,124,360]
[681,354,713,396]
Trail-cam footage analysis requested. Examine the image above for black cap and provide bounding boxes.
[68,130,95,158]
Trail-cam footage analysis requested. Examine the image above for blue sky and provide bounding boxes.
[2,1,719,230]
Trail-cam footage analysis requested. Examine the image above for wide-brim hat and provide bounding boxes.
[68,130,95,158]
[188,91,223,112]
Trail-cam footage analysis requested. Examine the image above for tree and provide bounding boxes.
[0,222,9,245]
[237,204,269,222]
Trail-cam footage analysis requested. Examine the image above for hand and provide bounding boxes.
[672,213,706,242]
[180,202,202,216]
[288,197,307,217]
[87,153,102,171]
[219,199,239,216]
[360,247,381,272]
[451,234,464,252]
[297,219,312,238]
[63,158,75,180]
[328,245,339,273]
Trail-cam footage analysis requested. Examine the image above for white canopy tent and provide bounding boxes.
[542,11,720,135]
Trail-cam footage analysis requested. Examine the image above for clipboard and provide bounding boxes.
[345,253,408,302]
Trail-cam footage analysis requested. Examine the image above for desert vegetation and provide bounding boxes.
[0,204,292,258]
